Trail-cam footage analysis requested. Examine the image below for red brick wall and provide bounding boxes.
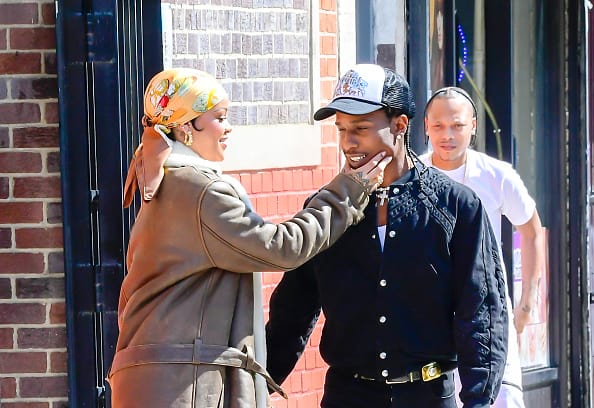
[0,2,67,407]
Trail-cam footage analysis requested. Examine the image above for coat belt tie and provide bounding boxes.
[108,338,287,399]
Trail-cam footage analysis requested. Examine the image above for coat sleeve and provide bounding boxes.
[451,195,508,408]
[198,173,370,272]
[265,262,321,386]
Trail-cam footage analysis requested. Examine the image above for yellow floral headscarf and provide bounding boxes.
[143,68,228,127]
[123,69,228,208]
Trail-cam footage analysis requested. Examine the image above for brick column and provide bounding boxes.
[0,2,67,407]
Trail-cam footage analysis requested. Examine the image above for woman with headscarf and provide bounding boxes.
[107,68,390,407]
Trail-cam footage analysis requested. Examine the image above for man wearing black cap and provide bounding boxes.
[266,64,508,407]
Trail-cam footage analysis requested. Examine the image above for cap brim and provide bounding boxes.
[313,98,384,121]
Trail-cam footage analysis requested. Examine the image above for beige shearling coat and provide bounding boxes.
[108,156,370,408]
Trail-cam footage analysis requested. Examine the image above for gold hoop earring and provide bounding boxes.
[183,129,193,146]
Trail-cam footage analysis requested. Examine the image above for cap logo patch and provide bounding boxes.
[334,70,369,98]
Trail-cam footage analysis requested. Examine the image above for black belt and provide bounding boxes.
[353,362,455,385]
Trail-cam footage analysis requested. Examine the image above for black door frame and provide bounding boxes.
[566,0,590,406]
[56,1,162,406]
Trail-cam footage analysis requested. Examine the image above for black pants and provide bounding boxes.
[321,367,457,408]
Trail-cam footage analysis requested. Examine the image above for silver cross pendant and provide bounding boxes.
[377,188,389,206]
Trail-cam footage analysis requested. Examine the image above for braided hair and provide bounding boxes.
[380,68,431,198]
[381,69,423,165]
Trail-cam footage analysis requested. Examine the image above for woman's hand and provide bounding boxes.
[341,152,392,193]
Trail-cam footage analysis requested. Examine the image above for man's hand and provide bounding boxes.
[514,303,532,334]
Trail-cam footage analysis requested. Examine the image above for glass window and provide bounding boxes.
[429,0,446,90]
[510,0,549,369]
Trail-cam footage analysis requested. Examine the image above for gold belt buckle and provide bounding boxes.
[421,362,442,382]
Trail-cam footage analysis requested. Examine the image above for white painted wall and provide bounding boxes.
[338,0,357,75]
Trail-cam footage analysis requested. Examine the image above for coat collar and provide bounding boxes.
[165,141,222,175]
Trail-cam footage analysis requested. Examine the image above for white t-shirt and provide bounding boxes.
[420,149,535,243]
[419,149,536,389]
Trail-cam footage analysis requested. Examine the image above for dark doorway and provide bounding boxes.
[56,2,162,406]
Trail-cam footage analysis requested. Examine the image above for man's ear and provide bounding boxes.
[396,114,409,133]
[390,114,408,134]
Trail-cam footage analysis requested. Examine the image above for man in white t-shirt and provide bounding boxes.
[420,87,545,408]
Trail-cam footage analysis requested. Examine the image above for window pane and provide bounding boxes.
[511,0,550,370]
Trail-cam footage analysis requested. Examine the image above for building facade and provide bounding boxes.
[0,1,590,407]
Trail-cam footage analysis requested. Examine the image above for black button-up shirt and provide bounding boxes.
[266,163,508,407]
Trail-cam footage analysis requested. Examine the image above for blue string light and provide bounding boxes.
[457,23,468,84]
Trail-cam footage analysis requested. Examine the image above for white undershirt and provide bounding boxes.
[439,163,467,184]
[377,225,386,251]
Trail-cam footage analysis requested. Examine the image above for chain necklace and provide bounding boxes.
[376,157,414,206]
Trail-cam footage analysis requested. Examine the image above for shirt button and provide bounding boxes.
[382,370,389,377]
[388,230,396,238]
[379,316,387,323]
[393,187,400,194]
[379,352,387,359]
[379,279,387,287]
